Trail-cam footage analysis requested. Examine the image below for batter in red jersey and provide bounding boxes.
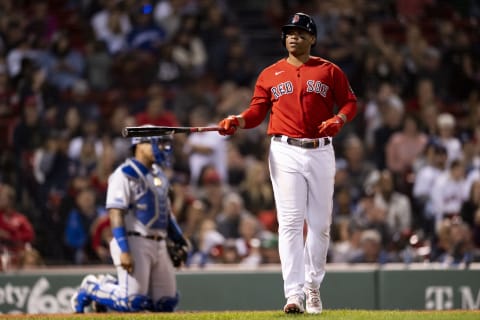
[218,13,357,314]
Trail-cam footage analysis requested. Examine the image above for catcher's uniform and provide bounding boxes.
[86,158,179,312]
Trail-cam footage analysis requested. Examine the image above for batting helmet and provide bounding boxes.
[281,12,317,47]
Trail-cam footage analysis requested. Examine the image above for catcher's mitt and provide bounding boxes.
[166,238,189,267]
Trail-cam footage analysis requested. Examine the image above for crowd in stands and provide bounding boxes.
[0,0,479,270]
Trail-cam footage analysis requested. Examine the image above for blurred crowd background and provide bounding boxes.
[0,0,479,270]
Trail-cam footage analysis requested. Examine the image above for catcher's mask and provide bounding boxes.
[131,131,173,167]
[281,12,317,48]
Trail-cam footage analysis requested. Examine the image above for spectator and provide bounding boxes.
[11,96,48,206]
[216,192,254,240]
[259,233,280,264]
[89,141,116,203]
[37,30,85,92]
[349,229,396,264]
[64,187,107,264]
[32,130,71,207]
[156,43,183,87]
[460,180,480,230]
[25,0,59,49]
[69,136,98,179]
[84,40,112,91]
[387,115,428,173]
[434,113,463,165]
[337,135,376,204]
[67,116,103,162]
[237,214,265,267]
[63,80,100,121]
[190,218,225,267]
[196,166,225,219]
[363,82,398,152]
[372,169,413,241]
[412,142,448,233]
[90,0,132,55]
[19,243,45,269]
[0,63,20,150]
[154,0,194,40]
[238,159,275,216]
[225,141,246,188]
[135,95,179,127]
[329,220,363,263]
[430,159,468,233]
[62,106,83,139]
[0,183,35,270]
[385,114,428,193]
[353,187,391,248]
[183,107,227,186]
[372,94,405,170]
[220,39,256,86]
[170,25,207,78]
[89,214,112,264]
[127,2,166,54]
[430,218,479,265]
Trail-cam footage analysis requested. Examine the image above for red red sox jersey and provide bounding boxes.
[241,57,357,138]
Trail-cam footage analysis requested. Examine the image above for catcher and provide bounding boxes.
[71,128,189,313]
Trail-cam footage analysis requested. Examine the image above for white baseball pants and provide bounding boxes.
[269,137,335,299]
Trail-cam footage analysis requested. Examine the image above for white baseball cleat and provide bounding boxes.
[304,287,323,314]
[283,295,305,314]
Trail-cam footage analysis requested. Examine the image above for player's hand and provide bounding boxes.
[218,115,240,136]
[120,252,134,274]
[318,115,345,137]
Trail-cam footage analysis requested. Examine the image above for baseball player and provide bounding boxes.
[218,13,357,314]
[71,130,189,313]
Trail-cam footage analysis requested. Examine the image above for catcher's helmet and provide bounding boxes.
[281,12,317,47]
[131,125,174,167]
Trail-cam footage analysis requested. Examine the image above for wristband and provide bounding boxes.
[112,226,130,253]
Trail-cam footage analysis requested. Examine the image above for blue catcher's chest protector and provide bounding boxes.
[122,158,170,230]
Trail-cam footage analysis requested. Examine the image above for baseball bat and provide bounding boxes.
[122,126,222,138]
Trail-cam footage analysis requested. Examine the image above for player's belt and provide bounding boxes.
[273,135,330,149]
[127,231,165,241]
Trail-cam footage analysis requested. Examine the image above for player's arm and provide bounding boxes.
[110,208,134,273]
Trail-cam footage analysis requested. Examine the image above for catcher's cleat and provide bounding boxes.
[283,295,305,314]
[70,289,91,313]
[304,287,322,314]
[91,300,108,313]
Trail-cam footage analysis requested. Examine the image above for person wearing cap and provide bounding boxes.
[216,12,357,314]
[71,128,189,313]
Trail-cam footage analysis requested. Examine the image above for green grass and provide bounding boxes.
[9,310,480,320]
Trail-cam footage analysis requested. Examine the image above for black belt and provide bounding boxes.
[273,135,330,149]
[127,231,164,241]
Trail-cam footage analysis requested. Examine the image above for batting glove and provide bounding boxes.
[318,115,345,137]
[218,115,240,136]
